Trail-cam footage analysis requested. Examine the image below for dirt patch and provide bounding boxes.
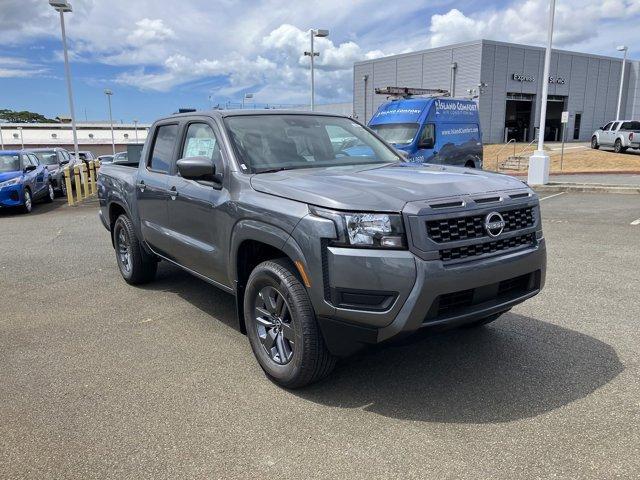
[483,143,640,173]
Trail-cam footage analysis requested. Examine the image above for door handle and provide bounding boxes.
[136,181,146,192]
[169,186,179,200]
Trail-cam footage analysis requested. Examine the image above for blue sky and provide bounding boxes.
[1,0,638,123]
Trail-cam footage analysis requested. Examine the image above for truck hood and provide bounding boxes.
[250,163,528,212]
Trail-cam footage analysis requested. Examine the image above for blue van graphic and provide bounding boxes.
[367,97,483,169]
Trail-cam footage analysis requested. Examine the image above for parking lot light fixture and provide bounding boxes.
[528,0,556,186]
[616,46,628,121]
[49,0,80,163]
[104,89,115,155]
[304,28,329,111]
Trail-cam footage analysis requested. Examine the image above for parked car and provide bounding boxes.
[98,110,546,388]
[591,120,640,153]
[29,147,72,196]
[112,151,128,164]
[72,150,96,161]
[98,155,114,164]
[368,97,483,168]
[0,150,54,213]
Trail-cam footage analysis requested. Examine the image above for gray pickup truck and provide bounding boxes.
[98,110,546,388]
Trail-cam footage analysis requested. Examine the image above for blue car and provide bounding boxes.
[0,150,54,214]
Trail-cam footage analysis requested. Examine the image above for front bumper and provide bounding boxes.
[0,185,23,207]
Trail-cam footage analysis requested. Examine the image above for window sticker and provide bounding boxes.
[185,138,216,158]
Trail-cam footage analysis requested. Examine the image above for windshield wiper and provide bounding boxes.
[254,167,293,174]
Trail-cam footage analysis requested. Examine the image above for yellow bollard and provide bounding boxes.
[89,160,97,195]
[81,162,89,198]
[73,164,83,202]
[64,165,74,206]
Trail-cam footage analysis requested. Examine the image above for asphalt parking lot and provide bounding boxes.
[1,193,639,479]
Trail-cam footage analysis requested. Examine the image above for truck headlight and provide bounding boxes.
[310,207,406,249]
[0,177,20,189]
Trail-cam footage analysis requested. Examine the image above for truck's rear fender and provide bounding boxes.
[229,219,310,334]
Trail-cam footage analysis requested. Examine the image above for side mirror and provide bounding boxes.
[176,156,221,183]
[24,165,37,173]
[418,138,434,150]
[60,159,69,165]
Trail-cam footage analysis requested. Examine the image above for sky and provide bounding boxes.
[1,0,639,123]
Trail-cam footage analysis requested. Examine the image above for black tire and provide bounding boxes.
[21,188,33,214]
[244,258,336,388]
[461,312,506,329]
[112,214,157,285]
[44,183,55,203]
[591,136,599,150]
[58,177,67,197]
[614,139,626,153]
[465,161,476,169]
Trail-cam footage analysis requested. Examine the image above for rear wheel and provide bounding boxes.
[614,139,626,153]
[21,189,32,214]
[112,214,157,285]
[591,136,599,149]
[58,177,67,197]
[244,259,336,388]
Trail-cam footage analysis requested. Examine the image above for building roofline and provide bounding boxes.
[0,123,151,129]
[354,38,638,66]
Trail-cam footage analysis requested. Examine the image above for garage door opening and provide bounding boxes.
[505,94,534,142]
[544,95,566,142]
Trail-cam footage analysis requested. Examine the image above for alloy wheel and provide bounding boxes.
[116,226,132,274]
[254,285,294,365]
[24,191,32,212]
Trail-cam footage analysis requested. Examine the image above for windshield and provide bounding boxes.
[33,151,58,165]
[0,154,21,173]
[369,123,419,145]
[224,115,399,173]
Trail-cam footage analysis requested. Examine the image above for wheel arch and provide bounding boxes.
[230,220,309,334]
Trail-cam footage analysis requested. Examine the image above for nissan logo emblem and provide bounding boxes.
[485,212,506,237]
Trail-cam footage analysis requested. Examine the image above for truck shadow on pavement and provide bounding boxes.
[296,317,623,423]
[148,263,622,424]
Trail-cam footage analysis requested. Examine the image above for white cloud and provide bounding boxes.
[0,0,638,104]
[0,56,48,78]
[428,0,640,49]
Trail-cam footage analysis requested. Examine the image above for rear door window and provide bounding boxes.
[149,124,178,173]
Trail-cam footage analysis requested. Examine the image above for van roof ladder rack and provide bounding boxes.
[374,86,451,99]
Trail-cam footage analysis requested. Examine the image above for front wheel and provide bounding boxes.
[112,214,157,285]
[44,183,55,203]
[21,189,32,214]
[244,259,336,388]
[591,136,599,149]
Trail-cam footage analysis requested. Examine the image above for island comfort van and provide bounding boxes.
[368,97,483,168]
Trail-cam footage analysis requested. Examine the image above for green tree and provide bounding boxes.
[0,109,58,123]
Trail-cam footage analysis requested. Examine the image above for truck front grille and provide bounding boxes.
[426,206,534,243]
[440,233,536,262]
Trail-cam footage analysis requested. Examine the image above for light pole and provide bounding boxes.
[17,127,24,149]
[304,28,329,111]
[104,89,115,155]
[133,119,139,144]
[0,121,5,149]
[49,0,80,163]
[528,0,556,186]
[616,46,628,121]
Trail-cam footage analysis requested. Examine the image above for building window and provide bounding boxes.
[88,133,94,139]
[573,113,582,140]
[51,133,57,139]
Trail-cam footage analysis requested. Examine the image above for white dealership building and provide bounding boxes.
[353,39,640,143]
[0,121,149,156]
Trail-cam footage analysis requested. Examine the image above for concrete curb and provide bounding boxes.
[532,183,640,195]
